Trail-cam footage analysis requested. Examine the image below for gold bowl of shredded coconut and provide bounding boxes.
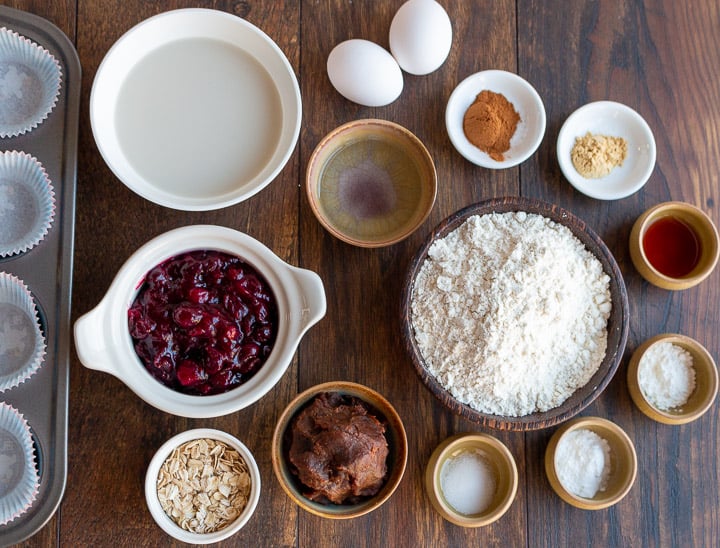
[627,333,718,425]
[144,428,260,544]
[401,197,629,431]
[544,417,637,510]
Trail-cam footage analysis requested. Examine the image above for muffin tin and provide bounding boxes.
[0,25,62,138]
[0,6,79,544]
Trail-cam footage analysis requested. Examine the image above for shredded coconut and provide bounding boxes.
[410,212,611,417]
[638,342,695,411]
[554,428,611,498]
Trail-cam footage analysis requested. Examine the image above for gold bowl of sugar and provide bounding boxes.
[626,333,718,425]
[425,433,518,527]
[544,417,637,510]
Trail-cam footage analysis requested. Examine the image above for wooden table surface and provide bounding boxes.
[3,1,718,546]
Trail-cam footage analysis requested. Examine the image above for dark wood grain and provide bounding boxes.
[2,0,718,547]
[520,1,720,548]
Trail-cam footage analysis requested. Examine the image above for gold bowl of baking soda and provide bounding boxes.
[627,333,718,425]
[545,417,637,510]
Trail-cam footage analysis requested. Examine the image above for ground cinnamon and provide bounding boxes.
[462,90,521,161]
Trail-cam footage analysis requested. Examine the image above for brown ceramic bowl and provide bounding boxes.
[306,119,437,247]
[400,196,630,431]
[425,433,518,527]
[271,381,408,519]
[544,417,637,510]
[626,333,718,425]
[629,201,719,290]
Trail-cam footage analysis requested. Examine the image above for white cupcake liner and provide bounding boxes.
[0,272,46,392]
[0,151,56,257]
[0,402,39,526]
[0,26,62,138]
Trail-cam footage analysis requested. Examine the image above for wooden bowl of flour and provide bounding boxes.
[400,196,630,431]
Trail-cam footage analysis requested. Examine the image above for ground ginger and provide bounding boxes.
[570,132,627,178]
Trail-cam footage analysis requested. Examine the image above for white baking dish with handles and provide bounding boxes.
[74,225,326,418]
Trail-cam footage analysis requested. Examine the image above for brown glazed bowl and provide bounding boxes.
[545,417,637,510]
[306,119,437,248]
[629,201,719,290]
[627,333,718,425]
[400,196,630,431]
[271,381,408,519]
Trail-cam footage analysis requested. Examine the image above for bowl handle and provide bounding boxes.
[73,302,116,375]
[290,266,327,334]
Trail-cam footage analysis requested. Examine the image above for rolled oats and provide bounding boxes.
[156,438,251,534]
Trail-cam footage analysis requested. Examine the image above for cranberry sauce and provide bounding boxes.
[128,250,278,395]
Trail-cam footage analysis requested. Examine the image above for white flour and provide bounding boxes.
[411,212,611,416]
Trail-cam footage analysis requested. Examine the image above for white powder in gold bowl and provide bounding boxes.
[554,428,611,498]
[638,342,696,411]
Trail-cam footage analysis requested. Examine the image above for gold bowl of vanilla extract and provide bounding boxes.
[629,201,719,290]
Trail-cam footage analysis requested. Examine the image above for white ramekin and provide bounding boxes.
[74,225,326,418]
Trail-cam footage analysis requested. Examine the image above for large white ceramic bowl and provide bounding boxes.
[74,225,326,418]
[445,70,546,169]
[90,8,301,210]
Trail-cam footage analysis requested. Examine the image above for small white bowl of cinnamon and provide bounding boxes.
[445,69,546,169]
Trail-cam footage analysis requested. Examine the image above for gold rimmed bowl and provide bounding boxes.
[627,333,718,425]
[271,381,408,519]
[306,119,437,248]
[629,201,719,290]
[544,417,637,510]
[425,433,518,527]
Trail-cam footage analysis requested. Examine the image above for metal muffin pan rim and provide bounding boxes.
[0,5,79,545]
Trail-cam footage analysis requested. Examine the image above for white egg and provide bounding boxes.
[326,39,403,107]
[389,0,453,76]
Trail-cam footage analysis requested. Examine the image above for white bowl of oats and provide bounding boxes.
[144,428,260,543]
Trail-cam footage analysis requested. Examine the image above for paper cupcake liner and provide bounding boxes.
[0,272,46,392]
[0,402,39,526]
[0,26,62,138]
[0,151,56,257]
